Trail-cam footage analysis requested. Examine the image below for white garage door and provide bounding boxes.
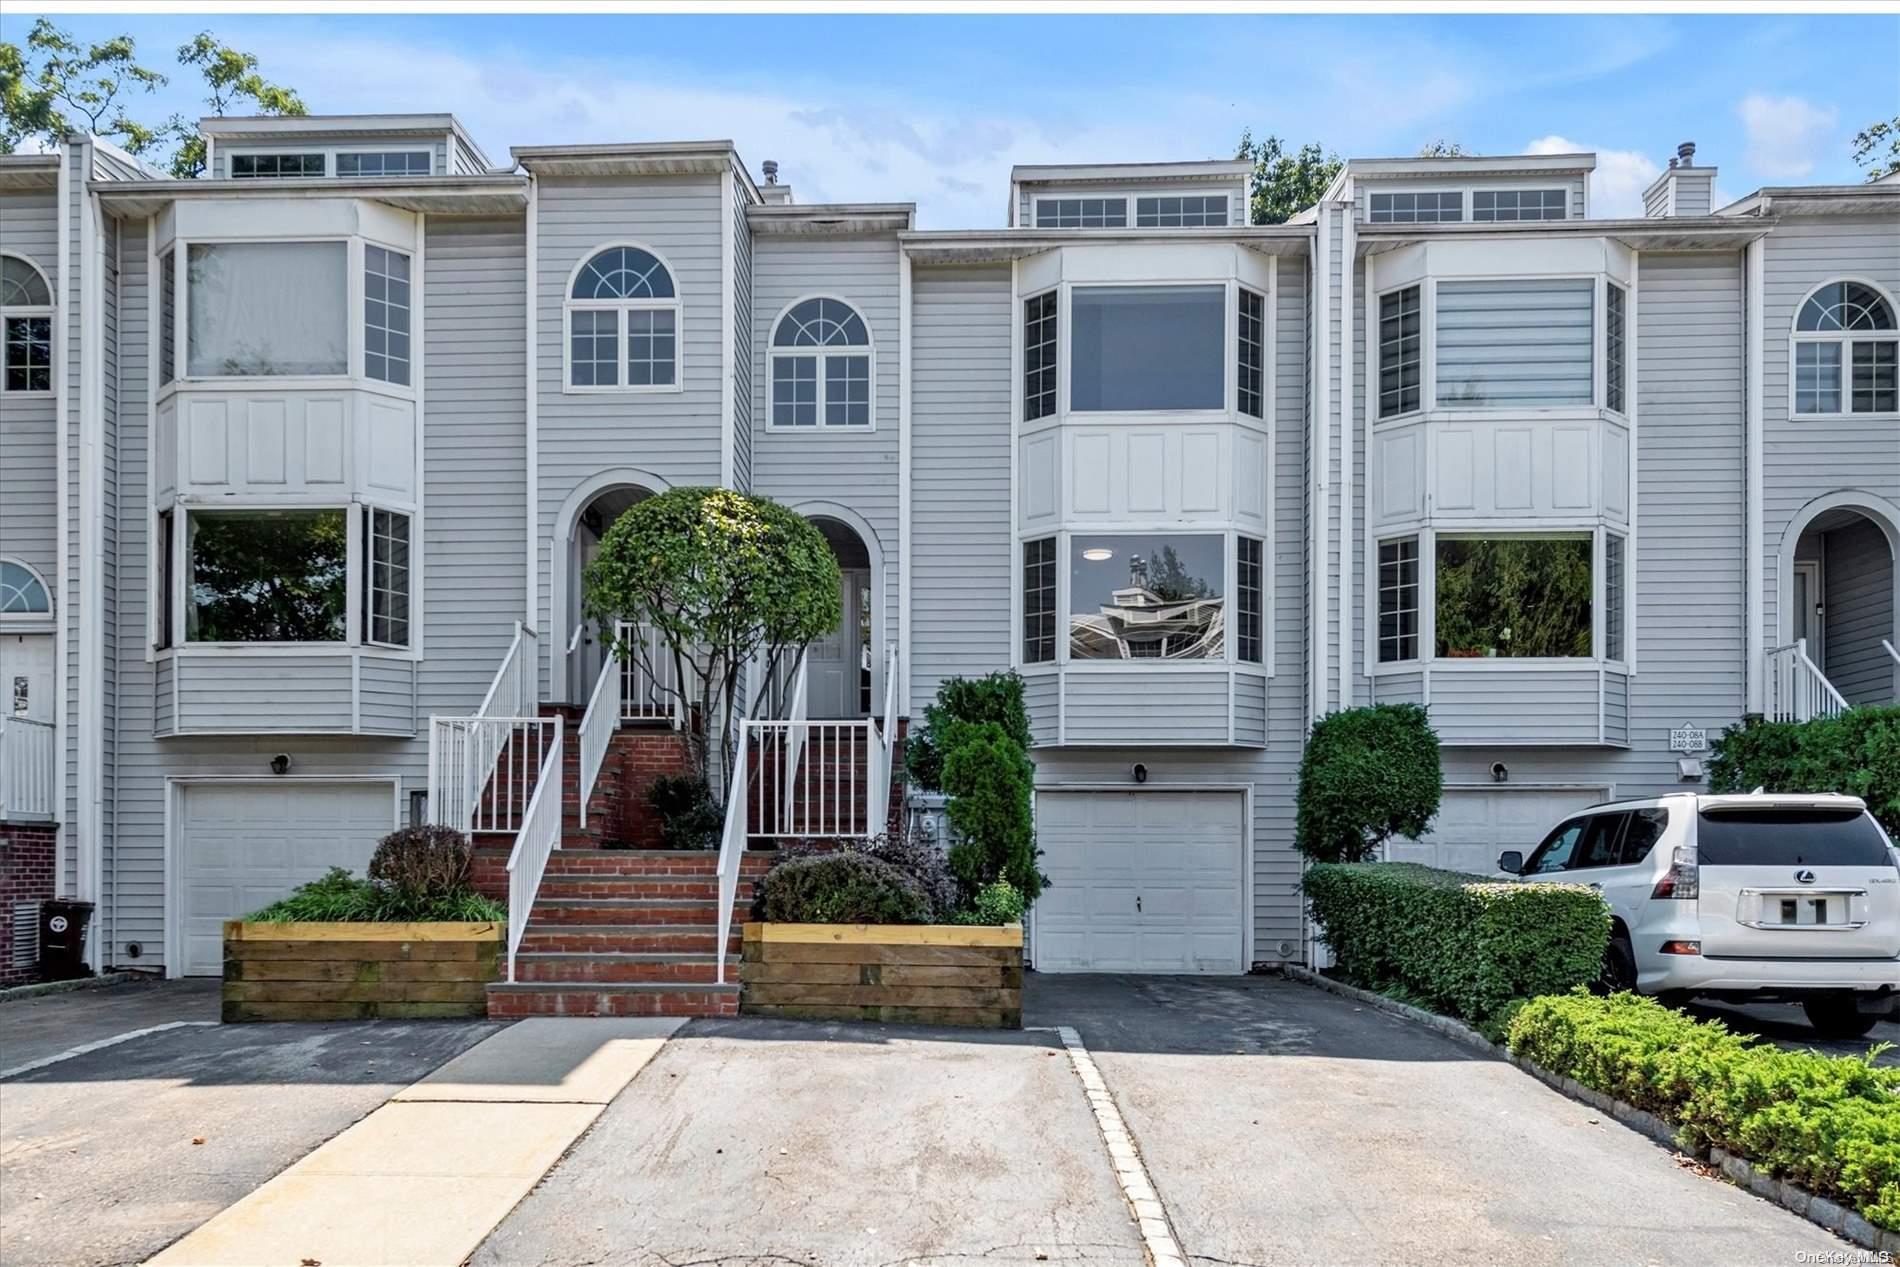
[1390,787,1607,875]
[1033,790,1245,974]
[178,782,395,975]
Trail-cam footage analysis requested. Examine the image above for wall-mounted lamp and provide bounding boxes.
[269,753,292,776]
[1491,761,1509,784]
[1132,762,1148,784]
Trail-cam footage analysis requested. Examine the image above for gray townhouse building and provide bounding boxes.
[0,113,1895,1010]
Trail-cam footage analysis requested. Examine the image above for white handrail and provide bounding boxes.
[1766,637,1850,722]
[778,657,810,830]
[1884,638,1900,668]
[0,716,57,821]
[574,651,619,830]
[477,621,536,720]
[713,721,750,984]
[504,719,566,982]
[428,716,559,835]
[615,620,688,727]
[870,645,900,836]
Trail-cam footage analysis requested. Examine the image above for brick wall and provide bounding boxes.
[0,821,58,987]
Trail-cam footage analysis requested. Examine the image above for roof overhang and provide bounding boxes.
[0,154,61,191]
[900,226,1311,265]
[1347,152,1597,179]
[1715,186,1900,218]
[1356,216,1774,256]
[1010,159,1253,187]
[748,203,915,236]
[511,140,759,202]
[92,174,530,218]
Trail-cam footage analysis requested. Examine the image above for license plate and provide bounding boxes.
[1762,893,1849,926]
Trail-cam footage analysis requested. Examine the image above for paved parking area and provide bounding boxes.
[0,980,502,1267]
[1690,998,1900,1064]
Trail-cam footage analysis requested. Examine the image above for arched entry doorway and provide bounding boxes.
[1781,497,1899,708]
[564,481,658,702]
[803,513,879,720]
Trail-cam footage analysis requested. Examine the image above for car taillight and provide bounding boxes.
[1659,940,1702,956]
[1651,845,1699,900]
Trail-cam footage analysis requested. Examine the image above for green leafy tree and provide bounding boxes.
[905,671,1030,793]
[187,510,348,642]
[1,19,304,177]
[1433,538,1593,658]
[1237,129,1343,225]
[1142,544,1212,603]
[1417,140,1474,157]
[1852,117,1900,181]
[583,487,840,788]
[942,720,1042,904]
[1295,704,1443,863]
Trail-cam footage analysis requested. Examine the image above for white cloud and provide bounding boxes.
[1737,93,1837,179]
[1525,134,1661,219]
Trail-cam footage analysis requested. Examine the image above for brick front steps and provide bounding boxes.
[487,981,740,1018]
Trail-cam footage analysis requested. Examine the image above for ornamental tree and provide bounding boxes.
[1295,704,1443,863]
[582,486,839,788]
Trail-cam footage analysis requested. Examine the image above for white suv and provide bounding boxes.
[1498,793,1900,1038]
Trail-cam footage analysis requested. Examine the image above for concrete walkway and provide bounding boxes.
[145,1019,681,1267]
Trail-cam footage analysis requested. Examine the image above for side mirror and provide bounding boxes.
[1497,850,1524,875]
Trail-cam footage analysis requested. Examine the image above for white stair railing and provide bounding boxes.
[777,657,810,831]
[1766,637,1850,722]
[0,716,56,821]
[504,719,565,982]
[713,718,751,984]
[574,651,619,830]
[428,623,542,834]
[615,620,688,727]
[869,646,901,837]
[1884,639,1900,668]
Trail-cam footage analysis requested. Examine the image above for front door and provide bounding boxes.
[807,569,869,719]
[1793,560,1823,664]
[1,631,54,720]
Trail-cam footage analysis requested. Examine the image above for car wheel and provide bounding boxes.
[1802,995,1879,1040]
[1596,935,1637,995]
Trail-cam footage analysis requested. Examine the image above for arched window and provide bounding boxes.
[1794,280,1897,416]
[2,254,54,395]
[565,245,679,390]
[770,297,872,428]
[0,559,52,618]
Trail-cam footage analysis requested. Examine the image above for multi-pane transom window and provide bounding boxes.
[365,508,412,648]
[1368,192,1462,223]
[2,255,53,394]
[1237,536,1263,664]
[0,560,51,617]
[336,151,431,177]
[1238,287,1265,419]
[1377,538,1419,663]
[230,152,326,179]
[1794,281,1897,415]
[1034,198,1127,229]
[770,297,872,428]
[1472,189,1567,221]
[363,245,412,386]
[566,245,679,390]
[1136,195,1228,227]
[1606,283,1627,415]
[1023,538,1056,664]
[1378,286,1421,418]
[1024,291,1058,422]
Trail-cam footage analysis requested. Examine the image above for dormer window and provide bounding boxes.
[771,297,873,428]
[565,245,680,391]
[230,152,326,179]
[1368,192,1462,223]
[1136,195,1228,227]
[336,151,431,177]
[1034,198,1127,229]
[1793,281,1897,416]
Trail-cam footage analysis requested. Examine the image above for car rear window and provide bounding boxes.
[1695,809,1894,867]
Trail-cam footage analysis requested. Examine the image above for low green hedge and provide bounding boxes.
[1709,706,1900,838]
[753,852,934,925]
[1509,992,1900,1231]
[1303,862,1609,1037]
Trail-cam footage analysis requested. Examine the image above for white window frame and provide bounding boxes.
[1047,528,1240,668]
[333,149,434,179]
[223,144,439,180]
[0,251,55,397]
[1134,192,1232,228]
[1789,276,1900,420]
[1022,285,1060,423]
[1469,187,1570,223]
[1033,196,1129,229]
[363,504,413,650]
[1605,280,1628,417]
[1375,281,1424,420]
[1374,534,1422,665]
[1237,284,1267,420]
[226,149,329,179]
[1065,279,1234,419]
[1367,190,1465,224]
[1427,270,1601,414]
[561,241,684,396]
[362,242,413,387]
[766,293,877,431]
[0,557,54,632]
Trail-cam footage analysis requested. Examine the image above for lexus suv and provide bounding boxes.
[1498,793,1900,1038]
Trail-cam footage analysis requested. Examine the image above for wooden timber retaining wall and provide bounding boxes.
[222,921,502,1021]
[740,922,1023,1028]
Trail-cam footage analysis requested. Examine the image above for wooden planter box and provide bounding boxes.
[222,921,502,1022]
[741,922,1023,1029]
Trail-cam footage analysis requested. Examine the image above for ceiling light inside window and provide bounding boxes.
[1081,547,1114,562]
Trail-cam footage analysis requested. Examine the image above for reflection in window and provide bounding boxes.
[1069,535,1224,660]
[1435,536,1593,659]
[1070,285,1225,412]
[187,509,348,642]
[187,242,348,377]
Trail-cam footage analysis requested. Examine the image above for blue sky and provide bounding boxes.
[6,10,1897,224]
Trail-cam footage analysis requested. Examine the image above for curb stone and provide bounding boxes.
[1277,964,1897,1255]
[0,972,140,1003]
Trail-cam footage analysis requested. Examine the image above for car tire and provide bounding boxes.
[1802,995,1879,1040]
[1596,934,1638,995]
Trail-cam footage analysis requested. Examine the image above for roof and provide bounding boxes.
[747,203,915,235]
[0,153,60,191]
[1356,215,1774,254]
[1715,182,1900,218]
[1010,159,1253,186]
[899,224,1309,264]
[199,113,495,171]
[92,173,530,218]
[511,140,761,202]
[1344,152,1597,179]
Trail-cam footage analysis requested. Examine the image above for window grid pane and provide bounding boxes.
[1023,538,1056,663]
[824,353,870,426]
[1238,287,1265,418]
[1136,195,1228,227]
[1606,284,1626,414]
[336,151,432,177]
[1024,292,1058,421]
[1605,534,1625,662]
[159,250,176,386]
[1472,189,1568,221]
[570,309,620,387]
[3,315,52,392]
[773,355,817,426]
[1368,191,1463,223]
[1378,538,1419,663]
[1238,536,1264,663]
[1034,198,1128,228]
[1796,342,1842,413]
[231,153,325,178]
[363,245,412,386]
[1851,340,1898,413]
[627,308,677,386]
[1378,286,1421,417]
[367,508,411,647]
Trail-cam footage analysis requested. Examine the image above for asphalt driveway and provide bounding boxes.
[0,980,503,1267]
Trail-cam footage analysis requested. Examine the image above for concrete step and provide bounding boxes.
[518,924,740,955]
[486,982,739,1018]
[512,953,721,984]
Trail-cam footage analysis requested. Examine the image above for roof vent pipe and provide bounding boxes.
[1677,141,1696,167]
[762,159,779,184]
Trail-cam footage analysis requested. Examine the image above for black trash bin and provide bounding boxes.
[38,899,95,981]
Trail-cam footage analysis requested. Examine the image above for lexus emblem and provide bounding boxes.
[1794,869,1817,885]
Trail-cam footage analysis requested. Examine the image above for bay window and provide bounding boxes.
[1070,285,1225,412]
[1023,538,1056,664]
[1069,533,1225,660]
[187,241,348,377]
[1435,279,1593,408]
[1377,537,1419,663]
[1024,291,1058,422]
[1605,532,1626,663]
[364,245,412,386]
[1434,535,1592,659]
[1237,287,1265,418]
[1378,285,1421,418]
[365,508,412,648]
[1606,283,1627,415]
[186,509,349,643]
[1236,536,1264,663]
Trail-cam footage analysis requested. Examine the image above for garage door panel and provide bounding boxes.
[1401,788,1605,875]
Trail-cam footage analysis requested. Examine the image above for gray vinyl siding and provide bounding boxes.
[0,187,60,590]
[1428,669,1603,746]
[1324,206,1343,714]
[449,133,488,177]
[1643,182,1671,219]
[1760,214,1900,656]
[731,177,754,491]
[1023,674,1057,747]
[908,264,1013,713]
[420,215,528,716]
[1823,517,1895,705]
[535,174,725,691]
[749,233,902,661]
[1059,670,1242,746]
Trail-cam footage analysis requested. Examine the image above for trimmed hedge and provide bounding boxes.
[1296,704,1443,863]
[1509,992,1900,1231]
[753,852,933,925]
[1709,707,1900,838]
[1303,862,1608,1037]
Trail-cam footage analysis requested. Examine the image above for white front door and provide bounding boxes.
[1793,560,1823,664]
[1393,787,1608,875]
[176,782,395,975]
[807,569,869,719]
[1,631,54,720]
[1033,790,1246,974]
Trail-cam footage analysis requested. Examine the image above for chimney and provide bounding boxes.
[1642,140,1716,218]
[759,159,794,205]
